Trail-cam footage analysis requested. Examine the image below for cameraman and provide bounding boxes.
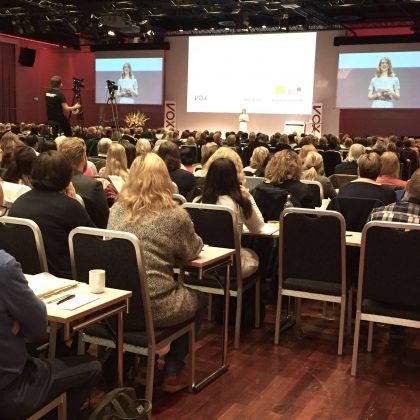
[45,75,80,137]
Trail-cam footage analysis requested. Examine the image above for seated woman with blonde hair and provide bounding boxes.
[243,146,270,177]
[107,153,204,392]
[376,151,407,189]
[97,142,129,202]
[302,151,337,200]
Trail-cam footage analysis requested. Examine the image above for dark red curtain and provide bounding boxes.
[0,43,16,122]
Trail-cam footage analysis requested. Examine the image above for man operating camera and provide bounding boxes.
[45,75,81,137]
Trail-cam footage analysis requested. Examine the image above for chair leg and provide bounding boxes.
[77,331,85,355]
[350,311,362,376]
[254,279,261,329]
[367,322,374,352]
[296,298,302,324]
[188,326,196,392]
[274,289,283,345]
[346,288,353,336]
[234,290,243,349]
[338,297,346,356]
[48,322,58,359]
[322,301,328,316]
[145,348,156,403]
[207,294,213,321]
[57,393,67,420]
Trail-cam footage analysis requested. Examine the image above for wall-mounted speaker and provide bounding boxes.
[18,48,36,67]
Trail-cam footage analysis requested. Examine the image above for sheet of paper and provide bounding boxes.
[57,295,100,311]
[25,272,78,298]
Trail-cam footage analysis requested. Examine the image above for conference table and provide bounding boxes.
[182,245,236,392]
[26,274,131,387]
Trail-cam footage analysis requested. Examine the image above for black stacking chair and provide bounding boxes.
[0,216,48,274]
[182,203,261,349]
[351,221,420,376]
[274,208,350,355]
[327,196,384,232]
[328,174,358,190]
[323,150,342,177]
[301,179,324,206]
[69,227,196,403]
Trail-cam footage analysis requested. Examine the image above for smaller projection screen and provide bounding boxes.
[337,51,420,109]
[95,52,164,105]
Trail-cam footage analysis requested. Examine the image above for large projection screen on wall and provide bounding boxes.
[187,32,317,114]
[95,50,164,105]
[337,51,420,109]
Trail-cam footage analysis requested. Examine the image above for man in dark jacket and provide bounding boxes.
[58,136,109,228]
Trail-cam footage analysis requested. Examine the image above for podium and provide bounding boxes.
[284,121,305,135]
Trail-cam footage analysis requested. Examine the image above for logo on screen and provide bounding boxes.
[194,95,208,101]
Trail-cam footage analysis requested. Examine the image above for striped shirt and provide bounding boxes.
[369,199,420,224]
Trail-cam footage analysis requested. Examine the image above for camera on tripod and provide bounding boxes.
[106,80,118,93]
[73,77,85,92]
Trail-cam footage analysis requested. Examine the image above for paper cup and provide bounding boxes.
[89,269,106,293]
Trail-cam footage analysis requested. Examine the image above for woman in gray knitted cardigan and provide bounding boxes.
[108,153,204,391]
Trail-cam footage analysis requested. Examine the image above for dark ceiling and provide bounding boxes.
[2,0,420,49]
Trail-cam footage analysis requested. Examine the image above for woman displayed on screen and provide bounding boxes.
[117,62,138,104]
[368,57,400,108]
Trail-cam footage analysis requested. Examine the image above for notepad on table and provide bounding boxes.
[58,295,100,311]
[25,272,78,299]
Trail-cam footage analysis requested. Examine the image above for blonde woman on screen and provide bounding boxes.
[117,62,138,104]
[368,57,400,108]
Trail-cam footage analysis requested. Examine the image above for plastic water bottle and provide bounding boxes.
[284,193,293,209]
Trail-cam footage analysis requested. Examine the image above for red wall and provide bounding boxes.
[1,36,164,129]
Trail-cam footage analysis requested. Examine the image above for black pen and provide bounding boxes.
[56,294,76,305]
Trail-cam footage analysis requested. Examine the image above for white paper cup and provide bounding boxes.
[89,269,106,293]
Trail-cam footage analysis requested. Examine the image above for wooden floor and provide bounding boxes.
[143,301,420,420]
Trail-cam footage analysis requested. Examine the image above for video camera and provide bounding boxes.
[106,80,118,92]
[72,77,85,92]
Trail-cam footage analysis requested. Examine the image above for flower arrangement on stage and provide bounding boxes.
[124,111,149,128]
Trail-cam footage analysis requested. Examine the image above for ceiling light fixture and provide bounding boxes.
[108,29,116,36]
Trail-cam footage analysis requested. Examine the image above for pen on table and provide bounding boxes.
[47,293,72,304]
[56,294,76,305]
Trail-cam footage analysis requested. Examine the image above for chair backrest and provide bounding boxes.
[0,216,48,274]
[328,174,358,189]
[172,193,187,204]
[280,208,346,286]
[300,179,323,206]
[245,176,265,192]
[327,196,383,232]
[69,227,153,336]
[182,203,241,275]
[323,151,342,177]
[359,221,420,309]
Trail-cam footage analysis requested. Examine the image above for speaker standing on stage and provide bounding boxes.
[239,108,249,132]
[45,75,80,137]
[117,62,138,104]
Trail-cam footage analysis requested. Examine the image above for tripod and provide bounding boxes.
[106,89,120,136]
[69,86,85,133]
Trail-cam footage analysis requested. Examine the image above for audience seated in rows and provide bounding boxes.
[9,151,94,278]
[58,137,109,228]
[107,153,205,392]
[338,152,396,205]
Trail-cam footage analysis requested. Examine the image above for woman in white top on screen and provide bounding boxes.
[368,57,400,108]
[117,62,138,104]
